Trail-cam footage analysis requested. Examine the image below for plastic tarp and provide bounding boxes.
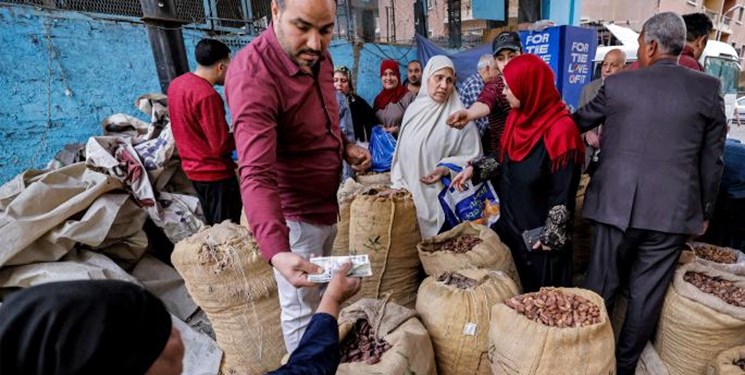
[416,34,493,85]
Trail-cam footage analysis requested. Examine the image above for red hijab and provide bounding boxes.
[373,59,409,111]
[500,54,584,171]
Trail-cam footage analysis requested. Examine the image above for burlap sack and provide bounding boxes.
[417,221,522,291]
[347,188,421,308]
[337,298,436,375]
[706,346,745,375]
[331,178,366,256]
[416,269,519,375]
[573,174,592,272]
[636,342,670,375]
[488,287,615,374]
[355,171,391,187]
[171,222,284,375]
[687,242,745,276]
[654,263,745,375]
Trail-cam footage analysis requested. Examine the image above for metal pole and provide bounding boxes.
[139,0,189,93]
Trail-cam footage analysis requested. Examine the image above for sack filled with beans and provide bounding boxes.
[705,345,745,375]
[336,298,436,375]
[171,221,284,374]
[416,268,519,375]
[347,188,421,308]
[488,287,615,374]
[417,221,521,291]
[687,242,745,276]
[655,263,745,375]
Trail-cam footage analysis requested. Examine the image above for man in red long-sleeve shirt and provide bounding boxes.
[168,39,241,225]
[679,13,713,72]
[225,0,371,354]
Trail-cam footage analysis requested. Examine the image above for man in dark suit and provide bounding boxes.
[572,12,727,375]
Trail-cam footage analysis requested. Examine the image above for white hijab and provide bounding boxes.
[390,55,483,238]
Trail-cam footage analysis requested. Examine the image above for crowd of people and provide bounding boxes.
[2,0,743,373]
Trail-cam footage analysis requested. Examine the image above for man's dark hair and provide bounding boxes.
[195,39,230,67]
[408,60,422,67]
[682,13,714,42]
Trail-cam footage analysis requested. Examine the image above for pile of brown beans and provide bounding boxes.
[425,234,483,254]
[691,243,738,264]
[683,272,745,307]
[504,289,602,328]
[437,272,478,289]
[339,319,392,365]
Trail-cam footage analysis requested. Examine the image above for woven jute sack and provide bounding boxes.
[705,346,745,375]
[417,221,522,291]
[488,287,615,374]
[347,188,421,308]
[336,298,436,375]
[654,263,745,375]
[355,171,391,187]
[416,268,519,375]
[687,242,745,276]
[331,178,367,256]
[171,222,284,375]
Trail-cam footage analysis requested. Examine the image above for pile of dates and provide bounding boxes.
[427,235,482,254]
[339,319,392,365]
[691,243,738,264]
[684,272,745,307]
[504,288,602,328]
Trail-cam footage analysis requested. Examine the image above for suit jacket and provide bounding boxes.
[572,59,727,235]
[579,78,603,107]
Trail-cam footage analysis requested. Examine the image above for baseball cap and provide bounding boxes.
[492,31,523,55]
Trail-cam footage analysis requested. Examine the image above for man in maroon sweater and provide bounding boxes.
[168,39,240,225]
[679,13,713,72]
[225,0,370,354]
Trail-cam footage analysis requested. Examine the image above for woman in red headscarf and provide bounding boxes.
[451,54,585,292]
[373,59,416,136]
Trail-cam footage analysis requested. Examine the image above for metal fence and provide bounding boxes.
[1,0,269,32]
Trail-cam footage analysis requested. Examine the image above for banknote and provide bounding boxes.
[307,255,373,283]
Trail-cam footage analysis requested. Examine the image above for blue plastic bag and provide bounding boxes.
[369,125,397,172]
[438,163,499,229]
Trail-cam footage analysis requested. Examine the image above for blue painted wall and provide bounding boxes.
[0,4,416,184]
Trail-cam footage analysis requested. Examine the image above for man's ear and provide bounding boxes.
[647,39,659,59]
[696,35,708,53]
[271,0,280,22]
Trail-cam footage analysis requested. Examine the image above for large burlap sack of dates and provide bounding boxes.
[655,263,745,375]
[416,269,519,375]
[417,221,522,291]
[705,345,745,375]
[171,221,284,374]
[336,298,436,375]
[355,171,391,187]
[687,242,745,276]
[332,178,367,256]
[488,287,615,374]
[347,188,421,308]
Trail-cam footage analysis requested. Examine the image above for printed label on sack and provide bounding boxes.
[463,323,477,336]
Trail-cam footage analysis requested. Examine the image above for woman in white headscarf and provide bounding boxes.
[391,55,482,238]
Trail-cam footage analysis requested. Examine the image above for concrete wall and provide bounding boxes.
[0,4,416,184]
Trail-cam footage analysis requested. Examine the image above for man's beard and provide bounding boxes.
[276,20,321,69]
